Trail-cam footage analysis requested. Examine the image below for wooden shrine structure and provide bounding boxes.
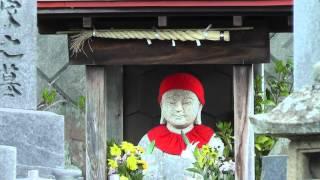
[37,1,293,179]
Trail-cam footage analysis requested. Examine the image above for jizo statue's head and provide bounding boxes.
[158,73,205,129]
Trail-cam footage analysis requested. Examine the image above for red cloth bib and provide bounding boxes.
[147,125,214,155]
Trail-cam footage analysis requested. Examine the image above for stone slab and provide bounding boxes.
[0,108,64,172]
[261,155,287,180]
[37,35,69,78]
[55,65,86,103]
[0,145,16,180]
[0,0,37,110]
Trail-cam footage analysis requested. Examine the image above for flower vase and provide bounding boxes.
[109,174,120,180]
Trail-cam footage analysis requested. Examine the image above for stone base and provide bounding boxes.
[16,164,57,178]
[261,155,287,180]
[0,108,64,177]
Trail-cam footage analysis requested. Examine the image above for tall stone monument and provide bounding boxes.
[0,0,36,109]
[294,0,320,90]
[0,0,65,177]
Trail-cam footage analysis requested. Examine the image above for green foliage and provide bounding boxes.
[216,121,234,158]
[77,96,86,112]
[254,59,293,180]
[265,60,293,111]
[185,121,235,180]
[41,88,57,105]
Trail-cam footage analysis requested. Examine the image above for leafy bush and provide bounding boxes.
[254,59,293,180]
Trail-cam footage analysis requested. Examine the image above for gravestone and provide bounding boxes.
[0,108,65,177]
[0,0,37,110]
[261,155,287,180]
[0,0,65,177]
[0,145,16,180]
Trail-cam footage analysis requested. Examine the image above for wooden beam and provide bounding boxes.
[86,66,107,180]
[233,65,254,180]
[233,16,243,26]
[106,66,123,141]
[69,27,269,65]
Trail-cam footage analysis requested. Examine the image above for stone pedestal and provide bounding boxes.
[0,145,16,180]
[0,108,64,177]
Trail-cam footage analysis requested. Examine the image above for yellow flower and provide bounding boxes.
[110,144,122,157]
[201,145,210,155]
[126,155,138,171]
[107,159,118,169]
[138,160,148,170]
[121,141,136,154]
[136,146,145,153]
[120,175,129,180]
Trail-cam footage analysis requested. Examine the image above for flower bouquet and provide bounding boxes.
[107,141,148,180]
[182,122,235,180]
[185,144,235,180]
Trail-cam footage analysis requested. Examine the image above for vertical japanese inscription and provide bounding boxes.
[0,0,37,110]
[0,63,21,96]
[0,0,23,57]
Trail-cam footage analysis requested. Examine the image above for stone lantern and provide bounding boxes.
[250,62,320,180]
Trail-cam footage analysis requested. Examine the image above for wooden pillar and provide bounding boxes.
[233,65,255,180]
[86,66,107,180]
[106,66,123,141]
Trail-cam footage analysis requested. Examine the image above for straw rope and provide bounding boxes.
[70,29,230,55]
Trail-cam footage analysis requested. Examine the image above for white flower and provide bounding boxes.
[180,142,199,162]
[208,136,225,158]
[219,160,235,174]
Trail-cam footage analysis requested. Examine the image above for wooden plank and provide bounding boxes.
[86,66,107,180]
[106,66,123,141]
[233,65,254,180]
[69,27,269,65]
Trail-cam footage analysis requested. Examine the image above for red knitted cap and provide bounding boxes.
[158,73,205,105]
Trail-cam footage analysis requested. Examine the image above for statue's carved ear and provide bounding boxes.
[160,103,166,124]
[195,104,203,125]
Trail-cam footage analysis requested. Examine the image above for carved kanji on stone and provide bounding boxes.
[0,0,21,28]
[0,0,23,57]
[0,64,22,97]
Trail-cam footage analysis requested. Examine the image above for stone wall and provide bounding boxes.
[36,32,293,175]
[37,35,86,174]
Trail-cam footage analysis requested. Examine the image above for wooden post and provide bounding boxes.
[86,66,107,180]
[106,66,123,141]
[233,65,255,180]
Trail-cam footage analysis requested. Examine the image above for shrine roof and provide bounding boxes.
[38,0,292,9]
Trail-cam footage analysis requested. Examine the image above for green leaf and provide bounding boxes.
[181,130,191,145]
[186,168,202,175]
[146,140,155,154]
[262,100,276,106]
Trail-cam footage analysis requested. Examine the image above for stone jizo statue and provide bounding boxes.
[138,73,224,179]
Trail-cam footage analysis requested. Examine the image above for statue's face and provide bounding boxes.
[161,90,201,129]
